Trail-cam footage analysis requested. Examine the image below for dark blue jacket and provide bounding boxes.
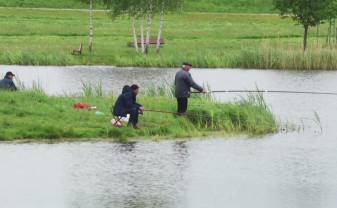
[113,87,142,117]
[0,76,17,91]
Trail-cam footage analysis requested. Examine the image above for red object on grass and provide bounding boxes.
[74,103,94,109]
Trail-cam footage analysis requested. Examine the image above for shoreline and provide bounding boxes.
[0,132,255,144]
[0,64,334,72]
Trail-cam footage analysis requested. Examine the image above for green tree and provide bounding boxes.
[80,0,102,54]
[274,0,329,50]
[324,0,337,45]
[155,0,184,53]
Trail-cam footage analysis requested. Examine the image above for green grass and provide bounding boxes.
[184,0,275,13]
[0,0,102,9]
[0,88,277,141]
[0,0,275,13]
[0,8,335,69]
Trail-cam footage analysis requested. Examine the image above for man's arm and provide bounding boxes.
[9,80,17,91]
[186,74,203,92]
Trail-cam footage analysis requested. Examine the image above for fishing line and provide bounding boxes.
[191,90,337,96]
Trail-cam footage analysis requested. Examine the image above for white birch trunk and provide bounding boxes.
[89,0,93,53]
[132,17,139,52]
[156,1,165,53]
[145,3,153,54]
[140,16,145,53]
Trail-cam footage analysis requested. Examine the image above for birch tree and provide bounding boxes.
[79,0,100,54]
[89,0,94,53]
[104,0,184,54]
[104,0,144,53]
[155,0,183,53]
[144,0,153,54]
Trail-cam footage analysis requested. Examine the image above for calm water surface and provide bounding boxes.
[1,66,337,208]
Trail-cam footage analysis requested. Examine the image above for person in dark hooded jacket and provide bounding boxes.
[0,72,17,91]
[113,84,144,129]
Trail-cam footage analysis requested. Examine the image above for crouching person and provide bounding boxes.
[113,84,144,129]
[0,72,17,91]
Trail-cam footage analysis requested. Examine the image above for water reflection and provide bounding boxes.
[0,136,337,207]
[63,142,189,208]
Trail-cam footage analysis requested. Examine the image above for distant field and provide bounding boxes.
[0,7,335,69]
[185,0,275,13]
[0,0,275,13]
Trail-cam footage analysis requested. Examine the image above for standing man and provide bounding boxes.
[113,84,144,129]
[175,62,205,115]
[0,72,17,91]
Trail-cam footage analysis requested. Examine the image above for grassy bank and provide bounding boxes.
[0,89,277,141]
[236,42,337,70]
[0,0,275,13]
[0,8,335,69]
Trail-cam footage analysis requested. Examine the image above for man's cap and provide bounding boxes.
[5,71,15,77]
[182,62,192,67]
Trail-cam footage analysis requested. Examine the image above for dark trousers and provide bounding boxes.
[126,108,139,126]
[177,97,188,114]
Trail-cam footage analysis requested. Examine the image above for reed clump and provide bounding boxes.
[188,93,277,134]
[234,42,337,70]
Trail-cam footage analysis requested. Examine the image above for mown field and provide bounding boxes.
[0,7,335,69]
[0,89,277,141]
[0,0,275,13]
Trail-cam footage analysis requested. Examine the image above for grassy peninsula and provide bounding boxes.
[0,89,277,141]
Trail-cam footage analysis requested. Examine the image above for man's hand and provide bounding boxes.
[139,106,145,113]
[202,89,208,93]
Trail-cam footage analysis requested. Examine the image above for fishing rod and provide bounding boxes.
[191,90,337,96]
[143,109,217,120]
[144,109,179,115]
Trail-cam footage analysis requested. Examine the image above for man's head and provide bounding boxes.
[131,84,140,95]
[182,62,192,72]
[5,72,15,80]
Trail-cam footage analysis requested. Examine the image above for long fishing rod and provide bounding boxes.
[144,109,179,115]
[143,109,217,120]
[191,90,337,96]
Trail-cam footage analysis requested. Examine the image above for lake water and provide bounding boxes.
[1,66,337,208]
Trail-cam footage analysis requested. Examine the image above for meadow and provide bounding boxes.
[0,87,277,141]
[0,7,336,69]
[0,0,275,13]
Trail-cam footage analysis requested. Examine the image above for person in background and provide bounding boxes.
[0,72,17,91]
[113,84,144,129]
[175,62,206,115]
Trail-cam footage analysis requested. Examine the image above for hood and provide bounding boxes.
[122,85,131,94]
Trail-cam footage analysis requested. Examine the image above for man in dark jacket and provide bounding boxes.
[175,62,205,115]
[0,72,17,91]
[113,84,144,129]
